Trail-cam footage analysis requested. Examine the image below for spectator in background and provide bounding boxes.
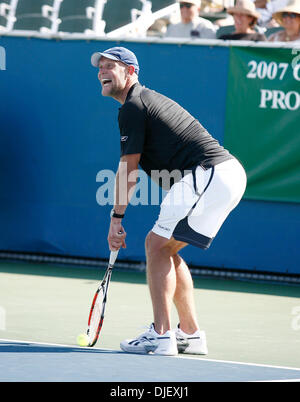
[255,0,283,27]
[219,0,266,40]
[255,0,276,26]
[268,0,300,41]
[164,0,216,39]
[255,0,289,27]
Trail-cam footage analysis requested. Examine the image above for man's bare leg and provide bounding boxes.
[145,232,176,334]
[172,254,200,334]
[145,231,199,335]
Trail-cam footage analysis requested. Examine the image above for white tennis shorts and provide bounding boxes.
[152,158,247,249]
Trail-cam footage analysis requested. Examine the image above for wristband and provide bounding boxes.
[110,209,125,219]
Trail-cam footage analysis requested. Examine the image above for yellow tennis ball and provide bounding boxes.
[77,333,90,347]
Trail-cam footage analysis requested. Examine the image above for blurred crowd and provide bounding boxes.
[147,0,300,42]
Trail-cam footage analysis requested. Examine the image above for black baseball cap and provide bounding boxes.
[91,47,139,75]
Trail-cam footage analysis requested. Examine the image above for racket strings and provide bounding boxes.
[88,289,104,341]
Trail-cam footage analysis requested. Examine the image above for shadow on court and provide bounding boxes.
[0,341,122,354]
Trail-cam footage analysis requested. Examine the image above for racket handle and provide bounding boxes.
[109,250,119,266]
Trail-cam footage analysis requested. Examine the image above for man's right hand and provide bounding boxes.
[108,218,127,251]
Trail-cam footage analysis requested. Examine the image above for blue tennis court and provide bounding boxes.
[1,340,300,383]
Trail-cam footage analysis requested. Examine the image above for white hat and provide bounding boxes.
[272,0,300,25]
[177,0,201,7]
[227,0,260,20]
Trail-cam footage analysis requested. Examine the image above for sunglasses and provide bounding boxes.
[282,12,298,18]
[180,3,193,9]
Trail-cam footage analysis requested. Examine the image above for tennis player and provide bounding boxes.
[91,47,247,356]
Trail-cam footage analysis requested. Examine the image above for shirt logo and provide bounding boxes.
[121,136,128,142]
[158,224,171,232]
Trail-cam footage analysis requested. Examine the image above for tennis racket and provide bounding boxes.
[86,250,119,347]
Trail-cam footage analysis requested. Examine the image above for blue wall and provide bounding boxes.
[0,36,299,274]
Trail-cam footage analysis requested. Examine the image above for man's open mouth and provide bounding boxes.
[102,79,112,86]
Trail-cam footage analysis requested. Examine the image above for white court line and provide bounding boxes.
[253,379,300,382]
[1,337,300,373]
[176,355,300,372]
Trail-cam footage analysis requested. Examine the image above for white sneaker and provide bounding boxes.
[120,323,178,356]
[175,325,208,355]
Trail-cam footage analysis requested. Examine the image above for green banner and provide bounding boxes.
[224,46,300,203]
